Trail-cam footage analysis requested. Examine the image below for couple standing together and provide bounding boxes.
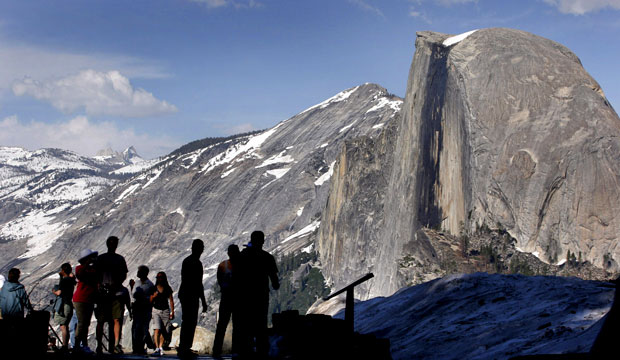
[178,231,279,359]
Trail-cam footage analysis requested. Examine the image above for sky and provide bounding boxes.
[0,0,619,159]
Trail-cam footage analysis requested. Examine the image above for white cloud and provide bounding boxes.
[543,0,620,14]
[0,115,179,159]
[0,41,168,93]
[12,70,177,118]
[348,0,385,18]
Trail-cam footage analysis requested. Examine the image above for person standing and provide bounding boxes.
[212,244,240,359]
[238,231,279,358]
[150,271,175,357]
[178,239,208,358]
[72,249,99,354]
[0,268,30,320]
[96,235,129,354]
[52,263,76,352]
[130,265,155,355]
[0,268,32,358]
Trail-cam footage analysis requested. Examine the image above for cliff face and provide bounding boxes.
[319,28,620,298]
[2,84,402,323]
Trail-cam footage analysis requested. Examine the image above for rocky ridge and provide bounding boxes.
[0,84,402,328]
[318,28,620,299]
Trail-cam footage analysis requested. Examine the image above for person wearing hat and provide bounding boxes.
[72,249,99,354]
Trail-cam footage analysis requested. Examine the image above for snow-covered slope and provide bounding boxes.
[331,273,615,359]
[1,84,402,330]
[0,146,154,259]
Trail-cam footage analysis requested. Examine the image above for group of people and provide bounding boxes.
[210,231,280,359]
[65,235,177,356]
[0,230,280,359]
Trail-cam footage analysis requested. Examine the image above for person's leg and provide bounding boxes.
[114,318,121,343]
[179,297,199,353]
[151,309,162,354]
[69,312,77,348]
[73,302,87,348]
[110,299,122,349]
[132,309,146,353]
[255,295,270,357]
[213,294,232,357]
[59,325,68,349]
[144,310,155,349]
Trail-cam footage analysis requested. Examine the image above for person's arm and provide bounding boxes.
[200,289,207,312]
[168,293,175,319]
[149,289,159,303]
[269,257,280,290]
[125,293,133,319]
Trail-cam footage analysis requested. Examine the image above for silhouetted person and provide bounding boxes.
[73,249,99,354]
[52,263,76,353]
[178,239,208,358]
[238,231,279,358]
[130,265,155,354]
[213,244,241,358]
[96,235,129,354]
[591,275,620,355]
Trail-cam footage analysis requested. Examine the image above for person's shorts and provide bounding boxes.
[95,299,123,320]
[54,304,73,326]
[151,308,171,330]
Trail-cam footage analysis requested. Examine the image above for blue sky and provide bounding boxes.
[1,0,619,159]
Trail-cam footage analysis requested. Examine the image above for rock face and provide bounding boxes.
[319,28,620,299]
[1,84,402,328]
[342,273,615,359]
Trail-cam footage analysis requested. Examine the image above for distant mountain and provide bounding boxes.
[0,146,154,260]
[94,145,145,165]
[0,84,402,329]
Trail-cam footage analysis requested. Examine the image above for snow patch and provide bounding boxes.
[339,121,356,133]
[266,168,290,179]
[301,243,314,253]
[0,207,72,259]
[171,208,185,217]
[443,29,478,47]
[297,206,304,217]
[282,221,321,243]
[221,168,236,178]
[255,150,295,168]
[319,143,329,148]
[115,183,141,203]
[111,158,159,175]
[366,98,402,114]
[201,125,283,174]
[315,161,336,186]
[372,123,385,129]
[301,86,360,114]
[142,167,163,189]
